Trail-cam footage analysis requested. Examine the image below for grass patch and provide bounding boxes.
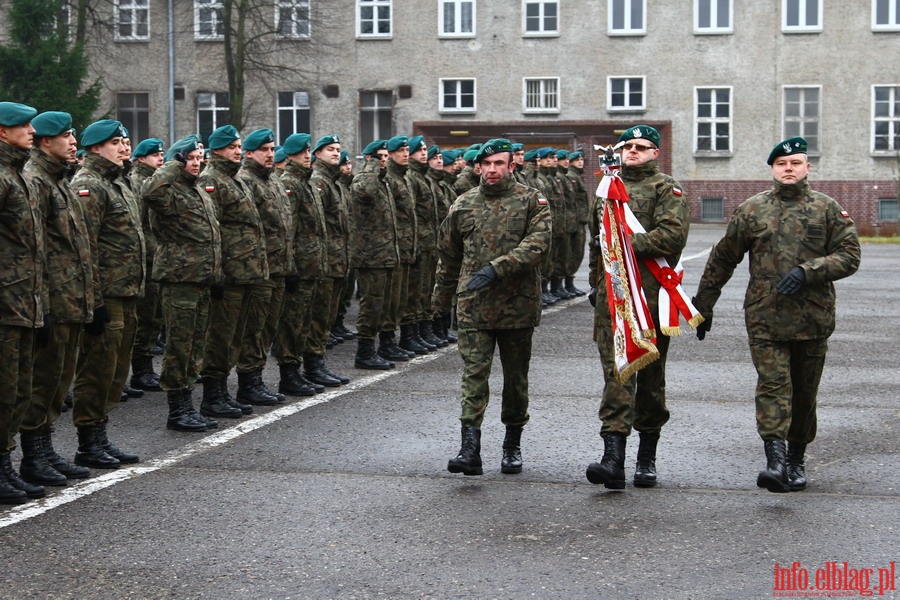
[860,236,900,244]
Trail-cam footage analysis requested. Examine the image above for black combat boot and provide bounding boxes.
[500,426,523,474]
[413,322,437,351]
[431,316,450,345]
[97,420,140,464]
[0,455,28,505]
[586,433,626,489]
[18,431,67,486]
[399,323,428,355]
[320,358,350,384]
[378,331,410,362]
[565,277,586,297]
[757,439,790,493]
[633,432,660,488]
[420,320,448,348]
[237,370,282,405]
[447,426,483,476]
[220,378,253,414]
[443,313,457,343]
[130,355,163,391]
[166,390,208,432]
[201,376,244,418]
[541,280,557,305]
[278,363,318,396]
[41,430,89,479]
[786,442,807,492]
[0,453,45,499]
[355,339,394,370]
[550,277,573,300]
[74,425,120,469]
[303,355,342,388]
[332,318,356,341]
[297,368,325,393]
[121,384,144,400]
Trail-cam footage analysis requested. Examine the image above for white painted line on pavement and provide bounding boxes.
[682,247,711,263]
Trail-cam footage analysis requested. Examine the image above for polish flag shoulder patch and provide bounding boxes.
[78,189,90,197]
[672,187,683,196]
[537,196,548,205]
[205,186,215,193]
[285,189,292,195]
[840,210,850,218]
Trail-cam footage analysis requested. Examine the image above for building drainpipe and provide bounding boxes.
[167,0,175,144]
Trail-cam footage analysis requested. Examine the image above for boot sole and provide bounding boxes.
[585,463,626,489]
[355,363,393,370]
[633,478,658,488]
[0,495,29,505]
[757,473,790,493]
[200,408,244,418]
[21,473,67,486]
[166,424,208,432]
[447,462,483,476]
[74,458,120,469]
[500,466,522,474]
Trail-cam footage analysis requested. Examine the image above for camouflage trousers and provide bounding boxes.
[21,322,81,435]
[237,277,283,373]
[551,234,569,278]
[200,283,251,380]
[273,278,318,366]
[457,327,533,428]
[749,337,828,443]
[594,286,671,436]
[384,263,409,332]
[73,297,137,427]
[414,250,437,322]
[402,259,425,325]
[159,283,210,392]
[306,276,344,357]
[0,325,35,452]
[355,268,393,341]
[132,275,162,359]
[336,269,355,323]
[566,226,587,278]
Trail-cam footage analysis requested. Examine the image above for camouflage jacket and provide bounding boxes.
[144,160,223,285]
[71,152,146,302]
[25,149,94,323]
[434,175,552,330]
[407,159,438,253]
[0,141,46,327]
[384,158,417,264]
[199,156,268,284]
[694,178,860,341]
[588,161,689,298]
[427,166,455,229]
[240,158,294,277]
[537,166,567,238]
[310,160,349,277]
[558,165,580,232]
[349,159,399,269]
[129,161,158,261]
[453,166,480,195]
[567,165,590,224]
[280,160,326,280]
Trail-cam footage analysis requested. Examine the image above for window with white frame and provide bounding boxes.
[609,0,645,35]
[608,77,645,111]
[873,85,900,152]
[439,79,476,113]
[277,92,311,144]
[197,92,231,143]
[783,86,820,154]
[115,0,149,40]
[523,1,558,36]
[195,0,225,40]
[783,0,822,32]
[523,78,559,113]
[873,0,900,30]
[277,0,310,39]
[695,87,732,153]
[359,91,393,147]
[440,0,475,37]
[879,198,899,222]
[357,0,391,38]
[117,93,150,142]
[695,0,732,34]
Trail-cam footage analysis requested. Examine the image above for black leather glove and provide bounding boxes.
[210,283,225,300]
[36,314,53,348]
[285,275,300,294]
[588,287,596,307]
[85,305,110,336]
[776,266,806,295]
[692,297,713,341]
[465,265,498,291]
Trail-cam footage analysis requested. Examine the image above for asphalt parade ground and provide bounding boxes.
[1,225,897,599]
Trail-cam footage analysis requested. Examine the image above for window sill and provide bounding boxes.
[693,151,733,158]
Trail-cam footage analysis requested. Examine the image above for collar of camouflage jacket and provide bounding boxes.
[83,152,123,181]
[30,148,69,180]
[621,160,659,183]
[208,154,241,178]
[772,177,811,202]
[481,174,515,197]
[0,139,31,169]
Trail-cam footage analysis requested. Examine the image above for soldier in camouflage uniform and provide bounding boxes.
[511,143,528,187]
[18,112,93,487]
[198,126,271,413]
[128,138,166,393]
[275,133,326,395]
[693,137,860,493]
[304,135,351,386]
[426,145,457,344]
[71,119,146,469]
[332,151,357,346]
[557,150,586,297]
[452,147,481,195]
[434,139,552,477]
[565,151,589,296]
[534,148,567,303]
[0,102,48,504]
[145,136,223,432]
[585,125,690,491]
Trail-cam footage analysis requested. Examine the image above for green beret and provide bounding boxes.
[619,125,660,149]
[474,138,513,163]
[568,151,584,160]
[556,149,569,160]
[386,135,409,152]
[274,147,287,163]
[338,151,350,166]
[76,149,85,159]
[0,102,37,127]
[32,111,73,137]
[523,149,537,162]
[243,128,275,152]
[427,145,441,160]
[80,119,127,147]
[313,134,340,154]
[164,134,200,161]
[440,149,458,163]
[467,143,481,152]
[462,149,479,163]
[132,137,165,159]
[767,136,808,165]
[536,147,556,159]
[362,139,387,156]
[283,133,312,155]
[511,143,524,152]
[409,135,427,153]
[207,125,240,150]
